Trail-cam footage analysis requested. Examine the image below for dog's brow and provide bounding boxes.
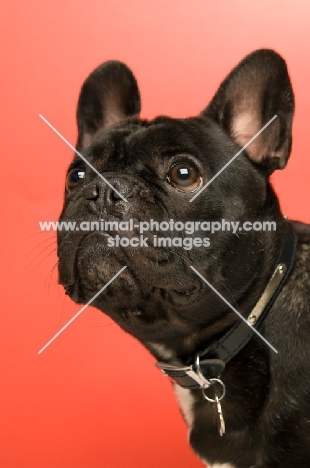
[39,114,128,202]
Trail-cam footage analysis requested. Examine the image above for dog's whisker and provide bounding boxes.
[25,241,57,271]
[24,231,53,241]
[45,260,59,292]
[26,235,56,257]
[25,248,57,276]
[46,287,64,311]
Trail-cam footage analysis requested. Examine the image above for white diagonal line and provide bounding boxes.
[190,266,278,354]
[39,114,128,202]
[189,115,277,202]
[38,266,127,354]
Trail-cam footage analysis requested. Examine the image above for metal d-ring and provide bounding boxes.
[201,378,226,403]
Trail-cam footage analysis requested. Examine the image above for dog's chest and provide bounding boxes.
[174,384,237,468]
[173,384,195,427]
[208,465,236,468]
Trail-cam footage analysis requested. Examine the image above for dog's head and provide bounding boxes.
[58,50,294,356]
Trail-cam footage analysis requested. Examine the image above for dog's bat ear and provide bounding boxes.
[201,49,294,174]
[76,61,141,151]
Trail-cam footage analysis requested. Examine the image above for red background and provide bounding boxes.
[1,1,310,467]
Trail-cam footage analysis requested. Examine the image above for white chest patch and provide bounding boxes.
[173,385,236,468]
[173,384,195,427]
[208,464,236,468]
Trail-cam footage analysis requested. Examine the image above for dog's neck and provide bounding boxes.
[148,221,297,376]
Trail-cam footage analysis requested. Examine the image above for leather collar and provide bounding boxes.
[156,222,298,390]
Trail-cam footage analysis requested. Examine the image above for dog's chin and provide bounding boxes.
[61,232,203,327]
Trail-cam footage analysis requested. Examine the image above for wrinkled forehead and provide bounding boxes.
[77,115,213,168]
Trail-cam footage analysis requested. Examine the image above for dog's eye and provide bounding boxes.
[66,168,85,191]
[167,162,202,192]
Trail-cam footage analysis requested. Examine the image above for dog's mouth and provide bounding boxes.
[165,284,202,305]
[64,279,201,309]
[59,231,203,315]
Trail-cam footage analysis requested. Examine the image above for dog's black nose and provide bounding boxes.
[83,178,128,203]
[105,179,137,203]
[84,176,155,205]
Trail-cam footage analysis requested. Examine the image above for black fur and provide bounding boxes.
[57,50,310,467]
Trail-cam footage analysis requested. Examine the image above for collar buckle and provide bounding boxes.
[156,361,210,388]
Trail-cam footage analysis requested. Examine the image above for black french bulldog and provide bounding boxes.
[57,50,310,467]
